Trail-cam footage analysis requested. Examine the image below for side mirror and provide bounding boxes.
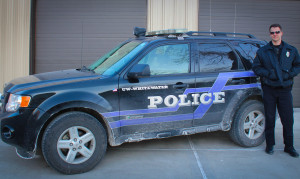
[127,64,150,80]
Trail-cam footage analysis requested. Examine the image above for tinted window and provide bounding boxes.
[238,43,260,60]
[138,44,190,75]
[198,43,238,72]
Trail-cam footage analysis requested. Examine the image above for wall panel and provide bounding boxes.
[0,0,31,93]
[198,0,300,107]
[35,0,147,73]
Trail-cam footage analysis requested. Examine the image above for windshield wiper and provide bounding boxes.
[77,66,95,73]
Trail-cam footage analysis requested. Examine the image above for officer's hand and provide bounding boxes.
[268,70,278,80]
[282,70,291,80]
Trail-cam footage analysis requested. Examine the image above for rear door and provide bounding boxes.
[118,42,196,136]
[193,41,248,126]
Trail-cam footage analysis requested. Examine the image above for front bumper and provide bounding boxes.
[0,108,43,158]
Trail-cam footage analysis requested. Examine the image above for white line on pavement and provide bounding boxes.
[110,148,267,151]
[187,136,208,179]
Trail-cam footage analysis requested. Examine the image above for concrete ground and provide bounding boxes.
[1,109,300,179]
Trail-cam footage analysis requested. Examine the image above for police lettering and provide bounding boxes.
[148,92,225,109]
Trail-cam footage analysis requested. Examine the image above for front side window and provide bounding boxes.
[138,44,190,76]
[198,43,239,72]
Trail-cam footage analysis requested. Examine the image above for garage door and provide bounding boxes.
[198,0,300,107]
[35,0,147,73]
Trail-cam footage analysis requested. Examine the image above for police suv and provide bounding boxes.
[0,28,266,174]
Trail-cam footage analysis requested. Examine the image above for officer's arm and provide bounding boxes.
[289,48,300,78]
[252,52,269,77]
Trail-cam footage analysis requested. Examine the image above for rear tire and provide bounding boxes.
[229,100,265,147]
[42,112,107,174]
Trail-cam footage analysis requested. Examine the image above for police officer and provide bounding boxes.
[252,24,300,157]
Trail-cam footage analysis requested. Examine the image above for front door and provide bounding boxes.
[118,43,196,136]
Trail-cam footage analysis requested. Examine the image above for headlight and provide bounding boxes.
[6,94,31,112]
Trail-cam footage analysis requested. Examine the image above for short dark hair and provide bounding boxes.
[269,24,282,32]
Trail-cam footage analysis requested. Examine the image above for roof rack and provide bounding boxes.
[138,28,256,39]
[185,31,256,39]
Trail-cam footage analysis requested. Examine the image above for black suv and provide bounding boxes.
[0,28,266,174]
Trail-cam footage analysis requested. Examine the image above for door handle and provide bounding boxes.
[173,83,188,89]
[231,79,245,84]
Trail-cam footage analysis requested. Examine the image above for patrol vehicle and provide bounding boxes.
[0,28,266,174]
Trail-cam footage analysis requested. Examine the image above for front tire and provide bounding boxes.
[229,100,265,147]
[42,112,107,174]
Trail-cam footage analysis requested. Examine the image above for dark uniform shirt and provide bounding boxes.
[272,44,282,61]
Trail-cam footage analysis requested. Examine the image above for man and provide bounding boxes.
[252,24,300,157]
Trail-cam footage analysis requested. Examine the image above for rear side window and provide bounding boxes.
[198,43,239,72]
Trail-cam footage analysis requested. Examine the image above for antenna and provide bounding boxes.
[81,19,84,68]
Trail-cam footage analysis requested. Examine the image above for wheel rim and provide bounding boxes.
[243,110,265,139]
[57,126,96,164]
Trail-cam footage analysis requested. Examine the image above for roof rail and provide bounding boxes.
[185,31,256,39]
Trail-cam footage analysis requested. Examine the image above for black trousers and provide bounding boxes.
[262,85,294,147]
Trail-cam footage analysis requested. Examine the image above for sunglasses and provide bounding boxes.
[270,31,281,35]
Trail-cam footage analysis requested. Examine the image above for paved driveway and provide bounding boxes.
[1,109,300,179]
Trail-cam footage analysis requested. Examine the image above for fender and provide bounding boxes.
[38,91,114,113]
[23,91,117,157]
[221,87,262,131]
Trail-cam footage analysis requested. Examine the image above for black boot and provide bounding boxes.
[265,145,274,155]
[284,146,299,158]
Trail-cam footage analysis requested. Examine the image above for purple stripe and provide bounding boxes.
[105,71,259,128]
[194,73,228,119]
[223,83,260,90]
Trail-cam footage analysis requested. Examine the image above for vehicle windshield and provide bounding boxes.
[89,41,147,76]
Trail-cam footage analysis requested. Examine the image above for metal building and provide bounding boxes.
[1,0,300,106]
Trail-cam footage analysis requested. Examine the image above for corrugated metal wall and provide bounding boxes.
[147,0,198,31]
[199,0,300,48]
[198,0,300,107]
[0,0,31,93]
[35,0,147,73]
[33,0,300,107]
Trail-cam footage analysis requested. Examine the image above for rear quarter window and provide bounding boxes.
[231,42,263,70]
[238,43,261,61]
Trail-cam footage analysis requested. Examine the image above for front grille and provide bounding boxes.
[0,94,2,113]
[0,92,8,113]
